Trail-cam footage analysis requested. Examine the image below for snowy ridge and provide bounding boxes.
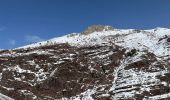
[18,27,170,57]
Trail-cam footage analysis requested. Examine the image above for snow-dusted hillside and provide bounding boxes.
[19,26,170,57]
[0,25,170,100]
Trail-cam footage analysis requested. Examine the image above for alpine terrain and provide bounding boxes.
[0,25,170,100]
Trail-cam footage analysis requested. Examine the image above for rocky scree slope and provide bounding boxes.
[0,25,170,100]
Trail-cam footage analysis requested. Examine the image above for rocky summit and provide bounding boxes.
[0,25,170,100]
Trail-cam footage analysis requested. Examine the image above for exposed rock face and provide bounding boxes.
[81,25,114,35]
[0,44,125,100]
[0,26,170,100]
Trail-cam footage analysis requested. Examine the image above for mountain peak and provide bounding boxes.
[81,25,114,34]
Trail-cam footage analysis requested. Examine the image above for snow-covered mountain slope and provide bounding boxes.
[19,26,170,57]
[0,25,170,100]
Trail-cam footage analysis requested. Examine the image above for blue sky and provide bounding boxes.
[0,0,170,49]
